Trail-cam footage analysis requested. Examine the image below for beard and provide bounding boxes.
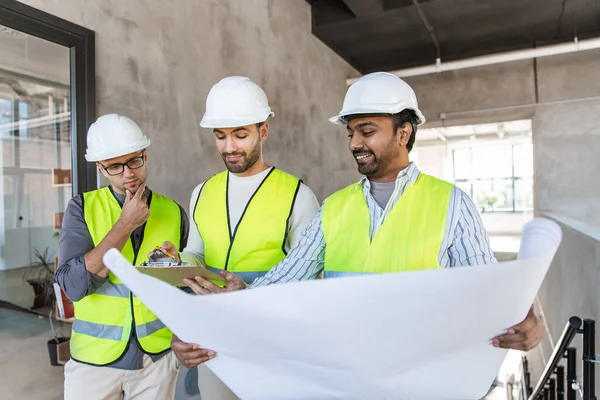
[110,172,147,196]
[352,136,399,177]
[221,138,261,174]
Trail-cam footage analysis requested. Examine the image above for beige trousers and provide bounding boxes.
[197,364,240,400]
[64,352,179,400]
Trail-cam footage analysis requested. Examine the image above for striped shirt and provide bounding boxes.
[249,162,496,288]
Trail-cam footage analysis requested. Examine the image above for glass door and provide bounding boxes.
[0,25,71,270]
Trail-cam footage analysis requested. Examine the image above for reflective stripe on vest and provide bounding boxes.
[194,168,300,285]
[71,187,181,366]
[322,173,453,278]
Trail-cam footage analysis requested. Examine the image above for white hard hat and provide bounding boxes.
[85,114,151,162]
[200,76,274,129]
[329,72,426,126]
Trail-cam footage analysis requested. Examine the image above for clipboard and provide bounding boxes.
[137,265,226,286]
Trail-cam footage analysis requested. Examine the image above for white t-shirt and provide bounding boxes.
[181,167,320,266]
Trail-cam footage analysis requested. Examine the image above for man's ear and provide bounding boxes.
[397,122,412,147]
[96,162,108,178]
[259,123,269,142]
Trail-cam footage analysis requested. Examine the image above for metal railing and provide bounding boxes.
[526,316,596,400]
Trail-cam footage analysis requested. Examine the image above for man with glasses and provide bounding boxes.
[56,113,189,400]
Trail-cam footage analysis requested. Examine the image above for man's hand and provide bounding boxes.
[184,270,246,295]
[119,184,149,232]
[83,184,149,277]
[492,306,544,351]
[171,335,215,368]
[147,241,181,262]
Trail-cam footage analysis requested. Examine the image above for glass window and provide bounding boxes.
[513,143,533,178]
[472,145,512,178]
[453,148,471,180]
[0,26,70,269]
[472,179,494,212]
[492,178,514,212]
[452,141,532,213]
[454,181,472,199]
[515,178,534,211]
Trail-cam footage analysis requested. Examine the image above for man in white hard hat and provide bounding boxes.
[56,114,189,400]
[183,72,544,355]
[158,76,319,399]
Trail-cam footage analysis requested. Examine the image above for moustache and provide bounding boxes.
[352,149,373,156]
[222,152,246,157]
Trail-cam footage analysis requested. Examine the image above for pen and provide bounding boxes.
[154,246,176,260]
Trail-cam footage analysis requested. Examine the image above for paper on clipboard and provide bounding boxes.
[137,265,226,286]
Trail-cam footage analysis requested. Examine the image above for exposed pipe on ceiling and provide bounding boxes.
[438,95,600,121]
[411,0,441,60]
[346,36,600,85]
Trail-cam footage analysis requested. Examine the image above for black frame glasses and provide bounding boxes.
[99,154,145,176]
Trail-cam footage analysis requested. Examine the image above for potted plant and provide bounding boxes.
[22,247,56,310]
[47,308,70,366]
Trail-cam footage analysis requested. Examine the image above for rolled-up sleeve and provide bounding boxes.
[56,195,108,302]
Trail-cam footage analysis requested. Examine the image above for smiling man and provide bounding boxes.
[159,76,319,400]
[56,114,189,400]
[181,72,545,360]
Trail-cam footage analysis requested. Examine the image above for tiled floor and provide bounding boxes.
[0,268,198,400]
[0,268,69,400]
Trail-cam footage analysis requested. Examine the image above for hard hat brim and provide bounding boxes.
[85,141,151,162]
[329,106,426,126]
[199,112,274,129]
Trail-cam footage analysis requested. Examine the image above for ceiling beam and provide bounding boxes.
[431,128,447,142]
[342,0,383,18]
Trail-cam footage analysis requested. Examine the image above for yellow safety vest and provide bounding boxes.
[194,168,300,284]
[322,173,453,277]
[70,187,182,366]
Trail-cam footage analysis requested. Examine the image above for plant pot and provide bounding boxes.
[27,280,56,310]
[27,280,46,309]
[47,337,70,366]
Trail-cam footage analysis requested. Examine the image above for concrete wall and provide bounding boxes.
[402,50,600,386]
[18,0,359,207]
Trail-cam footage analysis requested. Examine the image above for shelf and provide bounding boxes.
[51,168,72,187]
[53,212,64,232]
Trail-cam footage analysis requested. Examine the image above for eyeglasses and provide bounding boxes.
[99,154,145,176]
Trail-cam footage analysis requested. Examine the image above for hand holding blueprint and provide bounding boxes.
[104,218,562,399]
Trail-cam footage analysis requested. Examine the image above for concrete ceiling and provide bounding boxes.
[306,0,600,73]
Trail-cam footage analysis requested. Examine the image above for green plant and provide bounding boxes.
[22,248,54,284]
[22,248,56,309]
[476,191,506,212]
